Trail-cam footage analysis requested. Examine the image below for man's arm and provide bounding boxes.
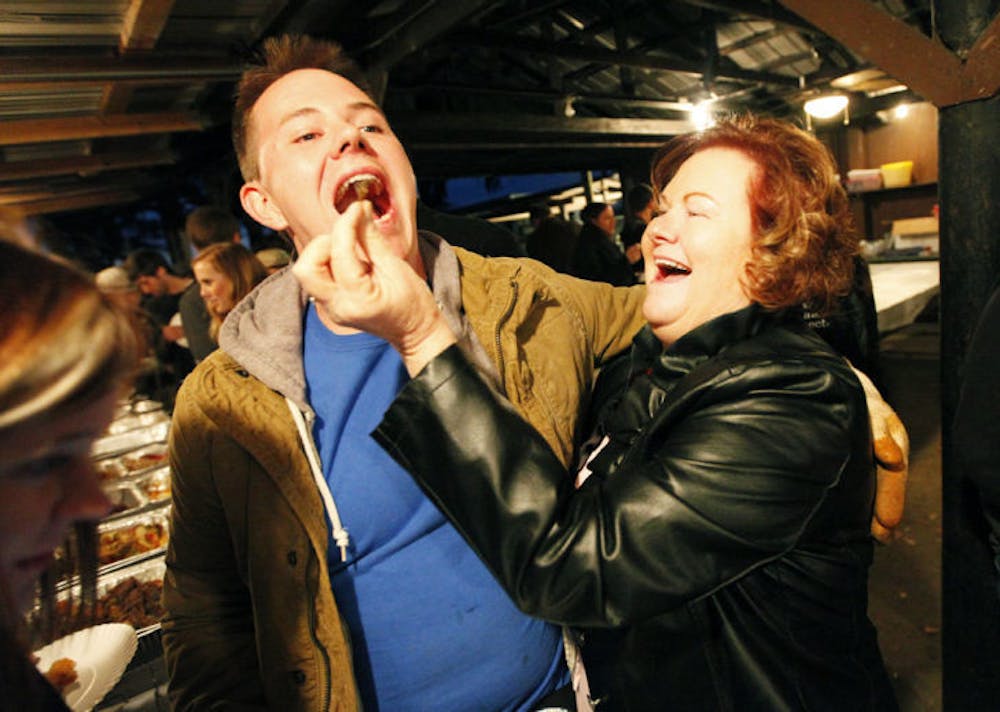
[161,382,268,711]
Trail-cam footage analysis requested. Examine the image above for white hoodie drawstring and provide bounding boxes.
[287,399,351,562]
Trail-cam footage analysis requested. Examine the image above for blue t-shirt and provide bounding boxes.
[303,304,568,711]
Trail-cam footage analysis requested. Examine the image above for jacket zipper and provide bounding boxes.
[287,401,343,712]
[493,279,518,391]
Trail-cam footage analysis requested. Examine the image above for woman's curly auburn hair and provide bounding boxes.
[650,114,857,315]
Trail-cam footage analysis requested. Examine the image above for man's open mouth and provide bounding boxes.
[335,173,390,217]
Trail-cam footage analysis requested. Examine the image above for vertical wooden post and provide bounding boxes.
[939,2,1000,708]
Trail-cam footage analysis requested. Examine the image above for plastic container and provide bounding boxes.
[846,168,882,193]
[880,160,913,188]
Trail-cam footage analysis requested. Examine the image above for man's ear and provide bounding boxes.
[241,182,289,232]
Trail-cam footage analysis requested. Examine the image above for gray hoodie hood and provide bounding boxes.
[219,231,497,413]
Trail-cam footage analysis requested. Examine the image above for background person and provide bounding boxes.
[622,183,655,278]
[525,204,579,273]
[570,202,635,286]
[298,116,900,711]
[190,242,269,342]
[123,249,195,405]
[0,239,138,709]
[181,206,244,362]
[255,246,292,274]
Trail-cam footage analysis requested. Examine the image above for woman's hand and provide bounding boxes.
[293,200,457,374]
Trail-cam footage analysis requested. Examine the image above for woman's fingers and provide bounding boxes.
[328,200,376,286]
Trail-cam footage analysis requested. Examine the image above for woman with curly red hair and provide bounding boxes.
[297,115,899,710]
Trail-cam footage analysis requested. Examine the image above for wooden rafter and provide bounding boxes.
[120,0,175,51]
[779,0,1000,106]
[447,29,801,87]
[0,112,203,147]
[12,189,142,216]
[0,150,176,183]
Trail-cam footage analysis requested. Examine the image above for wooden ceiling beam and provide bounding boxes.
[12,189,142,216]
[447,29,801,87]
[779,0,1000,106]
[392,112,694,138]
[0,112,203,147]
[0,55,240,86]
[364,0,499,71]
[120,0,175,50]
[0,150,176,182]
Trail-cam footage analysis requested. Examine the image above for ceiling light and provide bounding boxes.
[894,103,910,119]
[804,94,849,119]
[691,101,715,131]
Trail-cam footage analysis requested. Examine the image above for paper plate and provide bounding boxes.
[34,623,138,712]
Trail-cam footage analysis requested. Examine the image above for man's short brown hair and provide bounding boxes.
[232,35,375,182]
[185,206,240,250]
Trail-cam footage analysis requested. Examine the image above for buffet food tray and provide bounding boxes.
[111,398,164,422]
[98,510,169,572]
[91,556,166,637]
[92,421,169,459]
[97,443,168,483]
[102,467,171,522]
[104,409,169,436]
[47,555,167,641]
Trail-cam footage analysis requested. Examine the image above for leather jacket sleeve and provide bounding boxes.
[374,344,867,629]
[162,380,269,711]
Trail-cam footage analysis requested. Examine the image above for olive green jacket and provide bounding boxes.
[161,233,645,711]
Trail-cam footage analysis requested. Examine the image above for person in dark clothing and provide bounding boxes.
[306,115,904,712]
[954,280,1000,597]
[570,202,635,286]
[416,200,525,258]
[622,183,655,278]
[525,206,579,273]
[123,249,196,404]
[805,255,882,386]
[180,206,244,362]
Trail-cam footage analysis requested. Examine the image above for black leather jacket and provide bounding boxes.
[375,305,896,711]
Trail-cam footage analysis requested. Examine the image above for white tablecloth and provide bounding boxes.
[869,260,940,333]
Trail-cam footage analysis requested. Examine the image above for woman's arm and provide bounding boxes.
[374,345,866,628]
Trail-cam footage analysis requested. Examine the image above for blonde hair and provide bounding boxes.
[0,237,140,700]
[191,242,268,340]
[0,244,140,431]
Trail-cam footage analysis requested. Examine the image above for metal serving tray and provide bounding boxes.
[91,421,169,459]
[96,443,169,483]
[105,409,169,436]
[97,510,170,572]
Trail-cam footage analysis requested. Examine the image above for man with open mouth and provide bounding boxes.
[161,34,647,712]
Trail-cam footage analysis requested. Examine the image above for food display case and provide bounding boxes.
[41,398,173,709]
